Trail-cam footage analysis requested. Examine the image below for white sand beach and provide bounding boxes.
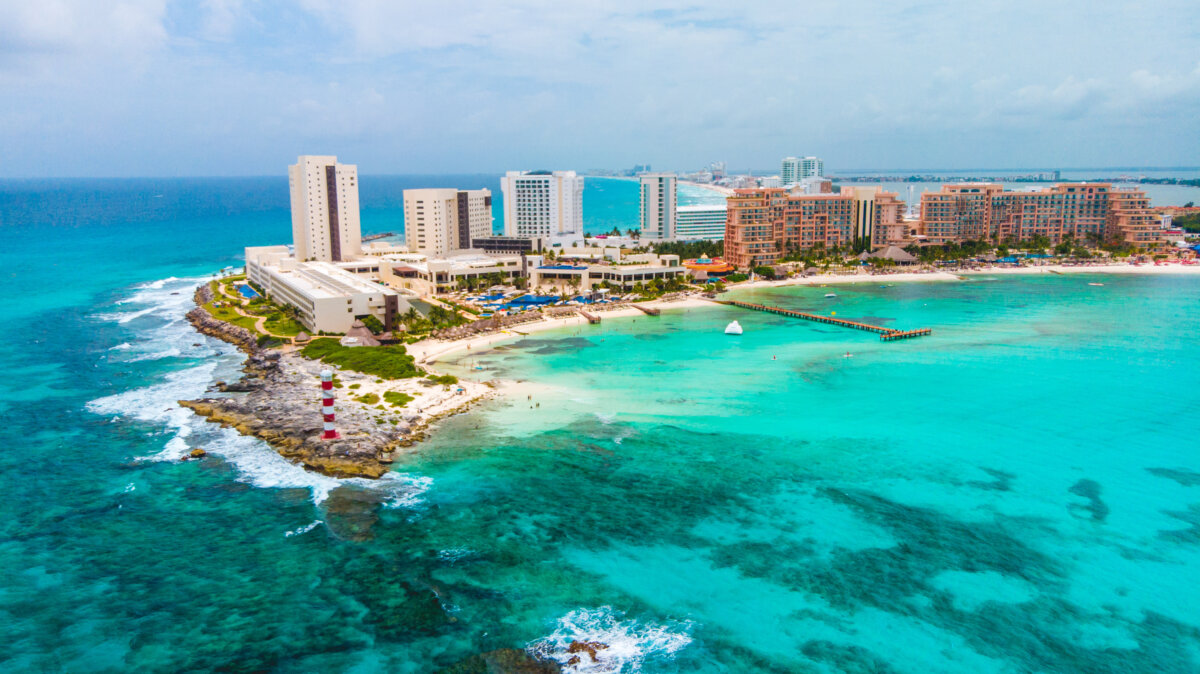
[409,296,715,366]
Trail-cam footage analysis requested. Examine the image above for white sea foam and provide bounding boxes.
[99,275,219,362]
[88,275,437,506]
[285,520,323,537]
[529,607,693,673]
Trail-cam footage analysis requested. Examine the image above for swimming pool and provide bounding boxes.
[237,284,259,299]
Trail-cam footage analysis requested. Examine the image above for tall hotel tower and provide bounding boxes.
[288,155,362,262]
[500,170,584,237]
[402,188,493,256]
[639,173,677,240]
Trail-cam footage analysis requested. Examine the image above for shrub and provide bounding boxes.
[300,339,420,379]
[427,374,458,386]
[359,314,384,334]
[383,391,414,407]
[356,393,380,405]
[725,273,749,283]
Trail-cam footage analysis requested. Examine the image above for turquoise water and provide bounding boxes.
[2,179,1199,672]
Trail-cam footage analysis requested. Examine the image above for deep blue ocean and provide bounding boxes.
[1,176,1199,672]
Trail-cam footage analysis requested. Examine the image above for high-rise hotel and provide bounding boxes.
[919,183,1161,248]
[639,173,677,240]
[500,170,584,238]
[402,188,493,256]
[724,186,905,268]
[288,155,362,262]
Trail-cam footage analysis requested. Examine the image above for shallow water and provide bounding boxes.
[2,179,1199,672]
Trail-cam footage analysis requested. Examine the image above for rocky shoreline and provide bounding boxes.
[177,282,493,479]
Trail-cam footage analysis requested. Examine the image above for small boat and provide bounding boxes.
[1088,282,1104,287]
[725,320,743,335]
[824,293,837,298]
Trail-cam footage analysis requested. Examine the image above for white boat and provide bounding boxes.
[824,293,837,298]
[725,320,743,335]
[1088,282,1104,286]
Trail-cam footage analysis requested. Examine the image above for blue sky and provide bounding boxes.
[1,0,1198,177]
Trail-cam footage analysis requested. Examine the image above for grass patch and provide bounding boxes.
[348,383,361,390]
[356,393,380,404]
[427,374,458,386]
[300,339,421,380]
[383,391,414,407]
[202,297,260,332]
[264,312,305,336]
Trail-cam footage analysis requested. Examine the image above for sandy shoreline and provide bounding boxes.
[411,262,1200,366]
[679,179,735,197]
[410,297,715,366]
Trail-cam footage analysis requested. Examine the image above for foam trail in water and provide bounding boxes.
[285,520,323,537]
[529,606,693,673]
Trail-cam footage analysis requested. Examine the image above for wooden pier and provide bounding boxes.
[716,300,931,342]
[880,328,932,341]
[632,304,660,316]
[579,309,601,324]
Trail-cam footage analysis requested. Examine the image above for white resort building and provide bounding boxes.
[675,204,728,241]
[245,246,405,334]
[500,170,584,238]
[402,188,493,257]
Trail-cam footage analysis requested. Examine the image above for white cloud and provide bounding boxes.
[0,0,167,80]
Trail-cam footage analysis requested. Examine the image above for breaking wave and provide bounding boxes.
[528,606,693,673]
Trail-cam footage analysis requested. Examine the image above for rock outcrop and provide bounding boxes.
[179,382,405,479]
[179,282,490,480]
[186,306,259,354]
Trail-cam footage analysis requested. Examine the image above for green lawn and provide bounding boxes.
[202,299,259,332]
[263,312,305,336]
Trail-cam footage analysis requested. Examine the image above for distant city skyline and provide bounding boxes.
[1,1,1198,178]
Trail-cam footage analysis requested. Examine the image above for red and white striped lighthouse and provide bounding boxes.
[320,370,339,439]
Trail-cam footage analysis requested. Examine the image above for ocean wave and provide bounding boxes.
[529,606,693,673]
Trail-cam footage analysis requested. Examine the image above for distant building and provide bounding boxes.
[759,176,782,188]
[471,235,545,255]
[919,183,1162,248]
[639,173,677,240]
[797,176,833,194]
[780,157,801,185]
[530,252,686,291]
[781,156,823,186]
[402,188,492,257]
[501,170,584,238]
[840,186,906,250]
[288,155,361,262]
[675,204,727,241]
[801,156,824,179]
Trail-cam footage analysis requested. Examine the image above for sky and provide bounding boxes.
[1,0,1199,177]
